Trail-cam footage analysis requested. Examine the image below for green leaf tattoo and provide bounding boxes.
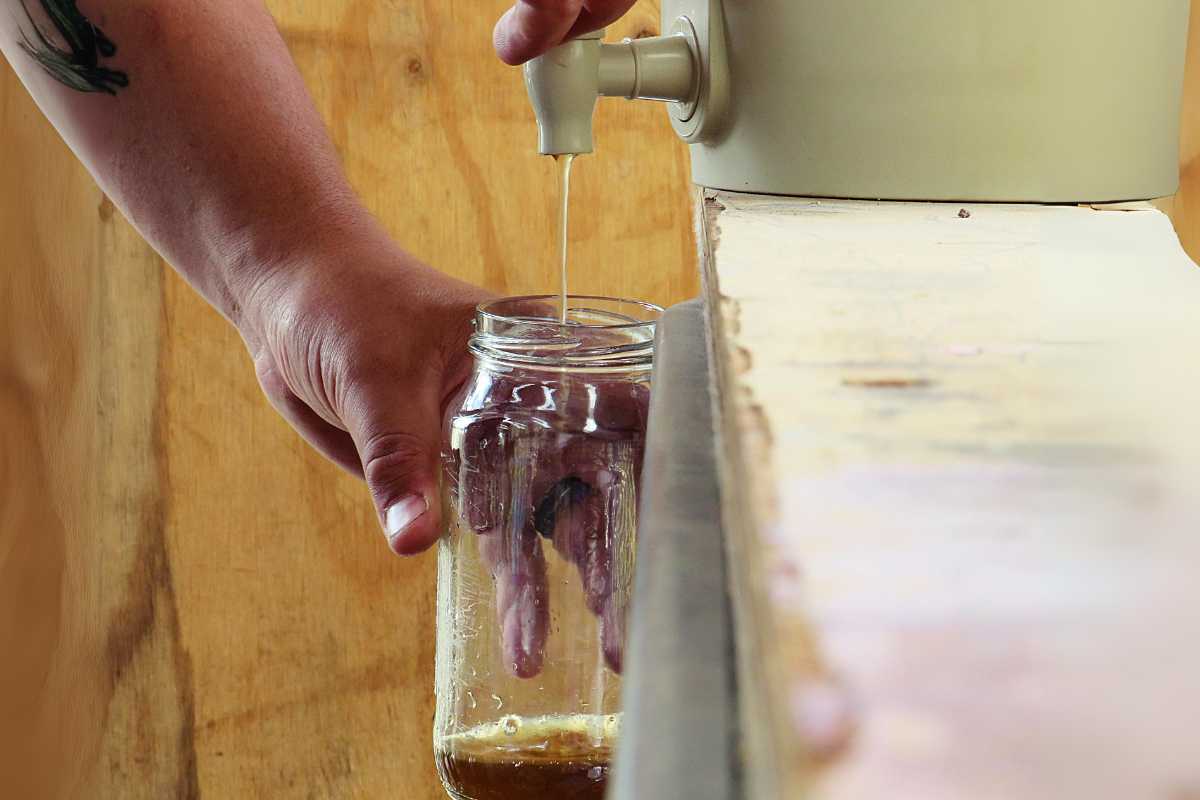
[15,1,128,94]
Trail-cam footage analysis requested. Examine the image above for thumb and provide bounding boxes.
[493,0,582,66]
[345,380,444,556]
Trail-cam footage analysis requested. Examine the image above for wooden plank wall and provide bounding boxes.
[1164,0,1200,255]
[3,1,1198,798]
[0,2,696,798]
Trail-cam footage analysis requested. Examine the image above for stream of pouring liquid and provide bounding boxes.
[555,154,576,325]
[553,154,610,748]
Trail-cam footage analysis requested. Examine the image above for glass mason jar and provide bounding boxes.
[434,296,659,800]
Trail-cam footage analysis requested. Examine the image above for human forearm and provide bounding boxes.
[0,0,361,324]
[0,0,495,557]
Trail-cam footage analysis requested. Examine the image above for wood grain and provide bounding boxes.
[1166,0,1200,256]
[0,2,697,797]
[7,2,1198,797]
[703,194,1200,799]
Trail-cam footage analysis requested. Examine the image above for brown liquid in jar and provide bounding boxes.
[436,716,616,800]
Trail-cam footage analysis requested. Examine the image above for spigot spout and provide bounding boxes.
[524,28,699,156]
[523,30,606,155]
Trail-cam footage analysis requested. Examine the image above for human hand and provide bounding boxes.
[448,369,650,677]
[239,215,491,555]
[240,222,647,678]
[494,0,640,65]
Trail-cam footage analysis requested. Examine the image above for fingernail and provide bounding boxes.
[385,494,429,542]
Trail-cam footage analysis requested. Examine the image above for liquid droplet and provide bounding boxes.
[501,715,521,736]
[588,766,604,781]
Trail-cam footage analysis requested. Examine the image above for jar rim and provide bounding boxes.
[470,295,662,373]
[475,295,664,330]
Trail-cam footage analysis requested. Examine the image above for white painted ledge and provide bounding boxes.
[701,193,1200,800]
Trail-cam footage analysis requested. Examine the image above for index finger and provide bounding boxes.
[494,0,584,66]
[493,0,638,66]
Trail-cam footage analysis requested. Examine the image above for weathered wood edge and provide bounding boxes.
[699,188,792,800]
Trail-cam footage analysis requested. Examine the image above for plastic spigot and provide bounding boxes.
[523,28,700,155]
